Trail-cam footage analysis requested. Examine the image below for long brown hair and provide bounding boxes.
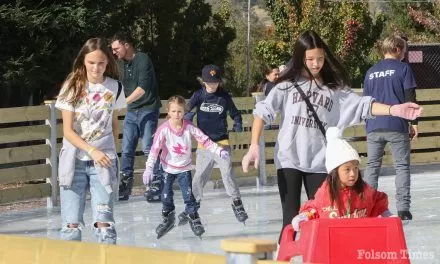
[58,38,119,106]
[327,169,365,216]
[276,30,350,90]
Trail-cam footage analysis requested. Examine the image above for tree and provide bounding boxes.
[258,0,384,87]
[221,0,271,96]
[0,0,236,106]
[383,0,440,43]
[0,0,125,107]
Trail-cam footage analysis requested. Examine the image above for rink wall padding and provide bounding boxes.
[0,234,225,264]
[0,234,288,264]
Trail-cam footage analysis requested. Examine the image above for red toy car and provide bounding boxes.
[277,217,410,263]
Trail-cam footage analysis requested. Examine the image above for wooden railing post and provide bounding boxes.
[251,93,266,188]
[221,238,277,264]
[44,100,58,208]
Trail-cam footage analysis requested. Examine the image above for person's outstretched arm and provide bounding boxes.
[242,82,288,172]
[185,90,198,118]
[371,101,422,120]
[144,127,165,184]
[241,117,264,172]
[337,89,422,128]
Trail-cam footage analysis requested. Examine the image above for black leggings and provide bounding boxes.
[277,168,327,241]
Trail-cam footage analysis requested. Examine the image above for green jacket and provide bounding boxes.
[118,52,161,110]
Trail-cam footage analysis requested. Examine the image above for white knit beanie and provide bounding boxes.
[325,127,360,173]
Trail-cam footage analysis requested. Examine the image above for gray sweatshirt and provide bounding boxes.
[58,133,117,193]
[253,77,374,173]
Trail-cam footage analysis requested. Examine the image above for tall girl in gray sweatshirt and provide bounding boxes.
[241,30,422,242]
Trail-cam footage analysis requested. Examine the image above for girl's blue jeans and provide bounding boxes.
[60,159,117,244]
[162,170,197,214]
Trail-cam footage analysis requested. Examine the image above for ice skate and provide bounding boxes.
[231,198,248,224]
[398,211,412,221]
[118,173,133,201]
[156,211,176,239]
[188,212,205,238]
[177,211,189,226]
[144,175,163,203]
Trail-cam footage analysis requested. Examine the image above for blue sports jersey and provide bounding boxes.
[363,58,417,133]
[184,87,243,142]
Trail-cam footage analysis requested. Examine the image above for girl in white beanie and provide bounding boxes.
[291,127,393,231]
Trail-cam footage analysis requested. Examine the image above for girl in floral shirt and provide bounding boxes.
[56,38,126,244]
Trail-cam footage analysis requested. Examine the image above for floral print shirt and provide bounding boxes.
[55,77,126,160]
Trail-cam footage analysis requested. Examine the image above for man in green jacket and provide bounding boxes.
[111,32,162,201]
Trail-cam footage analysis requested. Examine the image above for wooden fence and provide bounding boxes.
[1,88,440,206]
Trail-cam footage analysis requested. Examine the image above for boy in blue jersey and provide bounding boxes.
[363,35,418,220]
[183,65,248,224]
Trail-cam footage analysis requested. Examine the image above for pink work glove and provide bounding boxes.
[220,148,230,160]
[143,165,154,185]
[390,102,422,120]
[241,144,259,173]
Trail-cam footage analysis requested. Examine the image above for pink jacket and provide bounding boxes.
[146,120,222,174]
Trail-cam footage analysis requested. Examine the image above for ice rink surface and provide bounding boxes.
[0,165,439,263]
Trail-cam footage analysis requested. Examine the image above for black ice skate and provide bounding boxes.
[156,211,176,239]
[144,175,163,203]
[398,211,413,221]
[188,212,205,238]
[231,198,248,224]
[118,173,133,201]
[177,211,189,226]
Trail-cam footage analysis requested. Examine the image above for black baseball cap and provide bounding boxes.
[202,64,222,82]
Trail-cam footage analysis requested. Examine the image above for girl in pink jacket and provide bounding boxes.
[143,95,228,239]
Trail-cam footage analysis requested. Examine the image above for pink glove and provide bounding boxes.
[220,149,230,160]
[390,102,422,120]
[143,166,154,185]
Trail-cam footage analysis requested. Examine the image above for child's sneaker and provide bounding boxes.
[188,212,205,238]
[156,210,176,239]
[231,198,248,224]
[177,211,189,226]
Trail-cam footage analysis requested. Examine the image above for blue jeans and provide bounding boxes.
[60,159,117,244]
[121,108,160,176]
[364,130,411,211]
[162,170,197,214]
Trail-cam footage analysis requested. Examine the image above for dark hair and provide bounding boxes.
[327,169,364,216]
[255,64,279,92]
[264,64,279,76]
[59,38,119,105]
[111,31,134,46]
[276,30,350,90]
